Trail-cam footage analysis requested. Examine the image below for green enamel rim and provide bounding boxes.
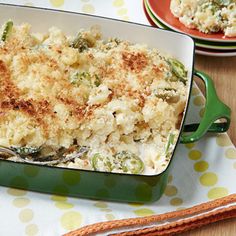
[181,70,231,143]
[144,0,236,50]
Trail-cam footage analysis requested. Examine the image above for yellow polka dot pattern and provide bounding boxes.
[170,198,183,206]
[193,96,205,106]
[191,87,200,96]
[117,8,128,15]
[164,175,184,209]
[168,175,173,183]
[188,150,202,160]
[216,134,232,147]
[106,214,115,220]
[112,0,124,7]
[199,108,205,118]
[134,208,155,216]
[185,143,195,149]
[60,211,82,230]
[93,201,113,216]
[13,198,30,208]
[8,188,27,196]
[94,202,108,208]
[25,224,38,236]
[19,209,34,223]
[225,148,236,159]
[186,144,229,202]
[164,185,178,197]
[51,193,84,231]
[233,162,236,169]
[51,195,67,202]
[82,4,95,14]
[112,0,129,21]
[200,172,218,187]
[50,0,64,7]
[51,193,75,211]
[9,186,38,234]
[194,161,209,172]
[55,202,74,210]
[208,187,229,200]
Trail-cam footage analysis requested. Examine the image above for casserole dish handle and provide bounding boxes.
[180,70,231,143]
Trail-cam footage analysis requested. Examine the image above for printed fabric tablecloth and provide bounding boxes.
[0,1,236,236]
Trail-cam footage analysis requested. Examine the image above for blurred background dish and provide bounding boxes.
[143,0,236,57]
[147,0,236,43]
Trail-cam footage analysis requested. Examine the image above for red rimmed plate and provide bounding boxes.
[143,1,236,57]
[143,1,156,27]
[147,0,236,43]
[196,47,236,57]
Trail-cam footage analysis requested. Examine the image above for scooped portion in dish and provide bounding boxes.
[170,0,236,37]
[0,21,189,175]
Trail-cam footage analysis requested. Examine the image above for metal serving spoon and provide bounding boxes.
[0,145,89,166]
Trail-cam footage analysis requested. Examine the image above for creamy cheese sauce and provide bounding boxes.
[0,22,189,175]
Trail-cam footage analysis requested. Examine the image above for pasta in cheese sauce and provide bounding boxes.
[0,21,189,175]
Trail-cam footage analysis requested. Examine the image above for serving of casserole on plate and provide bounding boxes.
[170,0,236,37]
[0,20,189,175]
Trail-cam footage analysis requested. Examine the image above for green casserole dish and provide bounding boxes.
[0,4,231,203]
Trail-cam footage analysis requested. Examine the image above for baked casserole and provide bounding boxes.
[0,21,189,175]
[170,0,236,37]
